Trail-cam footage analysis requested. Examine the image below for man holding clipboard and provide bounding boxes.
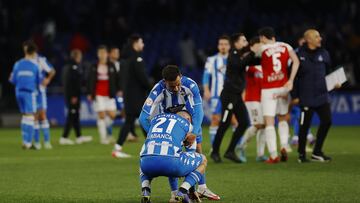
[295,29,345,163]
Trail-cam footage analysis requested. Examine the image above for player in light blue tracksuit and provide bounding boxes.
[9,41,41,149]
[140,111,207,203]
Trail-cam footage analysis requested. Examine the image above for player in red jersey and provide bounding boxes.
[235,64,268,162]
[87,45,120,144]
[258,27,299,163]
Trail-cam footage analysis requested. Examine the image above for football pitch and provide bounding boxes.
[0,126,359,203]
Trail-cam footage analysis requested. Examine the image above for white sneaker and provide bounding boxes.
[76,136,93,144]
[197,187,220,200]
[169,191,178,203]
[33,143,42,150]
[59,137,75,145]
[44,142,53,149]
[111,150,131,158]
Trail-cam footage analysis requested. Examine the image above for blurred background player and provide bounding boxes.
[60,49,93,145]
[113,34,152,158]
[87,45,120,144]
[107,46,123,142]
[139,111,207,203]
[31,48,56,150]
[257,27,299,163]
[137,65,220,201]
[202,35,238,145]
[235,38,267,163]
[210,33,261,163]
[9,41,41,149]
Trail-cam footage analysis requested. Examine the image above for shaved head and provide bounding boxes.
[177,111,192,123]
[304,29,322,49]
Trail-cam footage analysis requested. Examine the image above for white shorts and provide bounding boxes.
[261,87,289,117]
[245,101,264,125]
[94,96,117,112]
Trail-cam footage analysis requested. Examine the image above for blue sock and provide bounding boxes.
[107,126,112,136]
[168,177,178,191]
[34,121,40,143]
[183,170,202,189]
[198,173,206,185]
[21,116,34,144]
[40,120,50,142]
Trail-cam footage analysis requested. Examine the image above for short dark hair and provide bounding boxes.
[218,34,230,42]
[97,45,108,51]
[23,40,38,54]
[129,34,142,45]
[162,65,181,81]
[231,33,245,45]
[258,27,275,39]
[109,45,119,51]
[249,36,260,46]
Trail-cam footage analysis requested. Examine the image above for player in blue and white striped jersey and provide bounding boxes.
[139,111,207,203]
[138,65,219,201]
[9,41,41,149]
[202,35,238,144]
[30,53,56,149]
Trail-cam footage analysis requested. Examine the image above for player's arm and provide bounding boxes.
[41,58,56,87]
[202,58,212,101]
[8,63,18,85]
[139,84,162,133]
[285,48,300,91]
[189,81,204,138]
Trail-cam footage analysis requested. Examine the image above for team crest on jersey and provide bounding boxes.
[318,55,323,62]
[145,98,153,106]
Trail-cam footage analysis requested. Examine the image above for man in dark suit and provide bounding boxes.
[113,34,152,158]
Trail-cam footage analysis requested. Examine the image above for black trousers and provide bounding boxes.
[62,98,81,138]
[298,102,332,155]
[117,113,146,146]
[212,90,249,154]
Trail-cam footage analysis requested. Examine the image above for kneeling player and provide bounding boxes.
[139,111,207,203]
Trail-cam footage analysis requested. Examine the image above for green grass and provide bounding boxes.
[0,126,360,203]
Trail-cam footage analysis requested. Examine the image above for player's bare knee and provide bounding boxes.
[98,112,105,119]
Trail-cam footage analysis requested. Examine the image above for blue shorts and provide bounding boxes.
[140,152,203,178]
[210,97,222,115]
[16,91,37,114]
[36,86,47,110]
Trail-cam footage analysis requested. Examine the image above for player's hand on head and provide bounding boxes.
[184,133,196,147]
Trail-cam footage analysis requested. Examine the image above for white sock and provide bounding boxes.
[278,121,289,149]
[105,116,113,128]
[307,132,314,142]
[97,118,107,140]
[114,144,122,151]
[265,126,278,159]
[209,126,218,144]
[256,129,266,157]
[239,126,257,148]
[198,184,207,190]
